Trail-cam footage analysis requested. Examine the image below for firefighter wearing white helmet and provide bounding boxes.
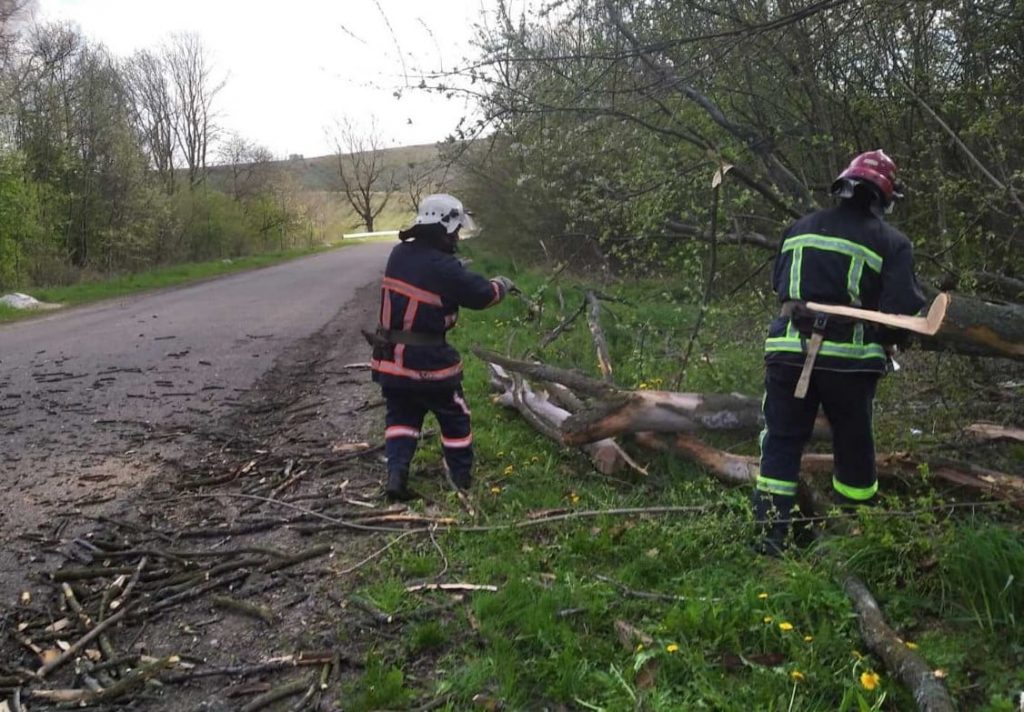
[414,193,476,234]
[365,194,515,500]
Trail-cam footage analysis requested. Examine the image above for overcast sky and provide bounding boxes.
[34,0,504,158]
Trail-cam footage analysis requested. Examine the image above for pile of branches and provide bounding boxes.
[0,437,463,709]
[3,531,346,709]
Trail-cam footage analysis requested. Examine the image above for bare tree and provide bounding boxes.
[122,49,176,194]
[164,33,224,188]
[216,132,275,200]
[404,157,448,212]
[329,116,395,232]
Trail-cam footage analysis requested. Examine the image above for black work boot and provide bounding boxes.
[442,460,471,493]
[385,469,416,502]
[752,490,794,558]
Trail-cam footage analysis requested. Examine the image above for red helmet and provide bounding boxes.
[833,150,901,205]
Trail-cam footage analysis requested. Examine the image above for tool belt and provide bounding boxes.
[780,301,856,399]
[362,327,446,361]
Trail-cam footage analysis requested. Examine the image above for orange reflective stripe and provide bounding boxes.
[442,434,473,448]
[386,426,421,439]
[382,277,442,307]
[371,359,463,381]
[403,300,419,330]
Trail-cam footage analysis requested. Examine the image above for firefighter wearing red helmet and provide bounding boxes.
[753,150,926,556]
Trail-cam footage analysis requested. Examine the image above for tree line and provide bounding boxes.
[442,0,1024,300]
[0,3,330,292]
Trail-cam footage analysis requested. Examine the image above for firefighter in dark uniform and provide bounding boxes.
[367,194,514,501]
[754,150,926,555]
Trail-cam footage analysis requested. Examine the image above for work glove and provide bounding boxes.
[492,275,517,294]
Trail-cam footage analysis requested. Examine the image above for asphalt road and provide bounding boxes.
[0,242,388,583]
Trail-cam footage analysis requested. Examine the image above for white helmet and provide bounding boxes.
[414,193,475,234]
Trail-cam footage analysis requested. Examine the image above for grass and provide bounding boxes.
[0,238,388,324]
[339,243,1024,710]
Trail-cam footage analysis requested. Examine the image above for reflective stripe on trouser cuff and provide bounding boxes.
[442,434,473,449]
[755,476,798,497]
[386,426,421,439]
[832,476,878,501]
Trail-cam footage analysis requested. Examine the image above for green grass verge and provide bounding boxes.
[0,238,387,324]
[340,246,1024,710]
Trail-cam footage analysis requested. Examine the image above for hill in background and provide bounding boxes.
[206,142,451,235]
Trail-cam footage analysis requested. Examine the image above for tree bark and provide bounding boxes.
[914,291,1024,360]
[563,390,803,444]
[474,348,619,399]
[634,432,1024,508]
[488,364,630,475]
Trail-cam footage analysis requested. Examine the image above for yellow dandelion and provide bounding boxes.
[570,493,580,504]
[905,641,919,650]
[490,486,502,494]
[666,643,680,653]
[790,670,805,683]
[803,635,814,642]
[503,465,514,475]
[763,615,774,624]
[778,622,794,632]
[860,671,881,691]
[933,669,947,679]
[757,592,769,600]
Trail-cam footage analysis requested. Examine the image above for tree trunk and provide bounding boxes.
[488,364,633,475]
[633,432,1024,508]
[915,291,1024,360]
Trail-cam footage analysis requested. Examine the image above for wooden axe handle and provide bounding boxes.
[804,293,948,336]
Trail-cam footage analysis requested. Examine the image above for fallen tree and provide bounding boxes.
[476,348,829,443]
[479,349,1023,508]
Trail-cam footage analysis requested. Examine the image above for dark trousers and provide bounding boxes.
[383,387,474,487]
[758,364,880,503]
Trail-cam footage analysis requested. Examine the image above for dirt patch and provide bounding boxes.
[0,284,442,710]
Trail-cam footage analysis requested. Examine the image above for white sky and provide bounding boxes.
[34,0,505,158]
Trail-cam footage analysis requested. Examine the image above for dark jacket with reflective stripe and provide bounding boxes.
[371,239,506,390]
[765,201,926,373]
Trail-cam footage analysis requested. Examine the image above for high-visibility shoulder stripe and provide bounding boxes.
[789,246,804,300]
[371,359,464,381]
[382,277,443,306]
[765,337,886,360]
[846,258,865,305]
[781,234,883,272]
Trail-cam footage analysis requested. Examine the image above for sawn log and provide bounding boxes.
[808,292,1024,361]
